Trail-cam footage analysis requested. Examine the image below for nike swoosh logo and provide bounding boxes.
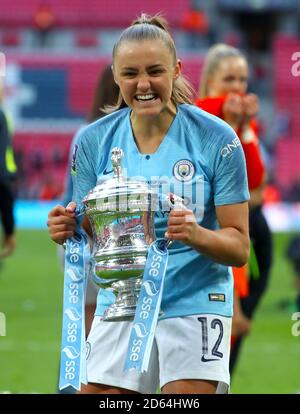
[201,356,219,362]
[103,168,113,175]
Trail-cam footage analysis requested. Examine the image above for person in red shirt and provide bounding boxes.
[33,4,56,47]
[196,44,273,375]
[181,6,210,49]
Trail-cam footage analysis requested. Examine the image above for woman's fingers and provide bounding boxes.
[49,231,74,244]
[49,222,76,233]
[168,209,195,223]
[48,204,67,218]
[47,204,77,244]
[48,214,76,226]
[167,224,185,233]
[66,201,76,214]
[166,209,196,239]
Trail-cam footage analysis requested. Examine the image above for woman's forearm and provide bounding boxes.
[189,225,250,267]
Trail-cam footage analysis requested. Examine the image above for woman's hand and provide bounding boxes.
[241,93,259,127]
[165,208,198,246]
[0,234,16,258]
[47,201,76,245]
[232,292,251,337]
[232,310,251,337]
[165,202,249,267]
[223,93,244,131]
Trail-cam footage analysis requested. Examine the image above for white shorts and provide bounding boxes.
[86,314,231,394]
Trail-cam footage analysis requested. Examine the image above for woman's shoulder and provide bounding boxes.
[87,107,130,132]
[75,108,130,144]
[179,103,236,143]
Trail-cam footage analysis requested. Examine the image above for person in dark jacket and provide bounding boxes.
[0,81,17,258]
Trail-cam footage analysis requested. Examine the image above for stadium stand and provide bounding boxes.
[273,35,300,194]
[6,53,203,116]
[13,131,72,199]
[75,31,99,48]
[1,2,298,200]
[1,29,21,47]
[0,0,191,28]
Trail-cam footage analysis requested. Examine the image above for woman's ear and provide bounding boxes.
[111,65,119,86]
[174,59,182,79]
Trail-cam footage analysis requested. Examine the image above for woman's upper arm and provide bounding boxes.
[216,202,249,236]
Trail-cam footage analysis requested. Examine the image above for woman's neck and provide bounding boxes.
[130,105,177,154]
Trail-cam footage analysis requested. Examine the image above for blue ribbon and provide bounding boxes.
[124,238,169,372]
[59,207,90,391]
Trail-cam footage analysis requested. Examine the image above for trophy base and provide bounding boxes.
[103,305,137,322]
[102,278,142,322]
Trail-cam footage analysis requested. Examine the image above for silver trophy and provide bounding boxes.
[83,147,161,322]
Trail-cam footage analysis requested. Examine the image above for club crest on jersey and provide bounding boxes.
[173,160,195,182]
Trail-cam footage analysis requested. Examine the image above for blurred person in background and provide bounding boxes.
[286,235,300,312]
[39,175,62,201]
[0,77,17,259]
[33,3,56,47]
[196,44,273,375]
[181,0,210,49]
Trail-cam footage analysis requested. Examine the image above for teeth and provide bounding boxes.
[136,94,155,101]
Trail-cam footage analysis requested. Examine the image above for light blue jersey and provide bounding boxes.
[62,125,87,207]
[72,104,249,319]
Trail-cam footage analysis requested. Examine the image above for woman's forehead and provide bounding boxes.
[217,56,247,72]
[115,39,173,63]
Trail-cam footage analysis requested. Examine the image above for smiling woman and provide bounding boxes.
[113,39,180,150]
[110,14,193,109]
[108,15,193,154]
[47,13,250,395]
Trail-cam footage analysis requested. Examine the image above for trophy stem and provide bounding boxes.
[103,278,142,322]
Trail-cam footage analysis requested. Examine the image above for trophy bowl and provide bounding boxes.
[83,148,158,321]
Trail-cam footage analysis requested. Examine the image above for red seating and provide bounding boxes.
[6,52,204,199]
[273,35,300,138]
[13,131,74,199]
[7,53,203,114]
[1,30,21,46]
[75,31,98,48]
[272,35,300,193]
[14,132,72,170]
[275,138,300,188]
[0,0,190,28]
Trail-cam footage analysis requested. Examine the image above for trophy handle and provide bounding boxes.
[111,147,124,179]
[164,193,185,248]
[168,192,184,209]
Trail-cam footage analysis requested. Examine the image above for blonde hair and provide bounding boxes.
[105,13,194,113]
[199,43,245,98]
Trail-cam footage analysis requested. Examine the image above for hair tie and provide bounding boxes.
[140,13,151,25]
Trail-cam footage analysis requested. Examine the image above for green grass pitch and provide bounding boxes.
[0,230,299,393]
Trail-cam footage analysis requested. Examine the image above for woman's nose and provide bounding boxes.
[137,75,151,91]
[231,81,244,94]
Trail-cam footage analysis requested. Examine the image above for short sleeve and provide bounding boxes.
[71,129,98,207]
[214,130,250,206]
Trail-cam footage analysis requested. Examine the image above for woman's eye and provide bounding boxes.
[224,76,234,82]
[149,69,164,75]
[122,72,136,77]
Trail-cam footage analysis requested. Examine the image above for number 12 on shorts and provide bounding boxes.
[198,317,224,362]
